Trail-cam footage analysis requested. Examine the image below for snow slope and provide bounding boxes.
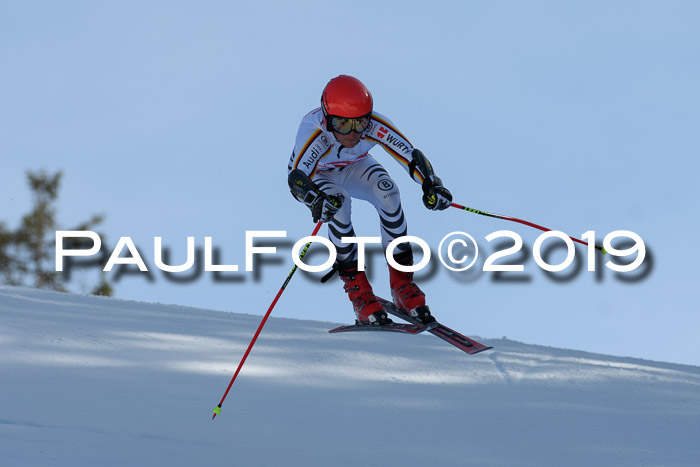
[1,286,699,467]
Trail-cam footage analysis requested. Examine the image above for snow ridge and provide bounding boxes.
[1,286,699,466]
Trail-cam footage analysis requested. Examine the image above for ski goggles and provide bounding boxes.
[328,114,372,135]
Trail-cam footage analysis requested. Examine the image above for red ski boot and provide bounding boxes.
[388,250,435,324]
[338,263,391,325]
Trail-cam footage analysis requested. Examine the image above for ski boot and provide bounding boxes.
[337,261,392,326]
[388,250,435,324]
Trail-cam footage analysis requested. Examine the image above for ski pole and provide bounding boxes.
[449,202,606,253]
[212,221,323,420]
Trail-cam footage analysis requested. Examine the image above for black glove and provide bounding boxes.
[310,193,342,223]
[421,175,452,211]
[288,169,343,223]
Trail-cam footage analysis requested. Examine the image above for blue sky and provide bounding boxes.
[2,1,699,365]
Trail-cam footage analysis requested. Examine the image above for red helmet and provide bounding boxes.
[321,75,373,118]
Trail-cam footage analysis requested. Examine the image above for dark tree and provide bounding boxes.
[0,170,112,295]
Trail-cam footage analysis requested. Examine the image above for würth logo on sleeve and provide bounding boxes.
[377,127,389,138]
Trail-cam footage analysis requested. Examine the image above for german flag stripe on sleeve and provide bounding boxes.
[365,135,411,167]
[371,114,413,147]
[292,129,323,170]
[309,146,333,179]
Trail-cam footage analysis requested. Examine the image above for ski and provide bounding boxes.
[328,297,438,335]
[376,297,493,355]
[328,322,435,335]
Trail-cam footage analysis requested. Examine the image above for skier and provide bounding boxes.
[287,75,453,326]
